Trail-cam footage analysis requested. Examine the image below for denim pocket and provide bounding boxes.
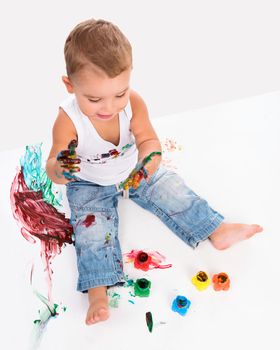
[148,167,161,184]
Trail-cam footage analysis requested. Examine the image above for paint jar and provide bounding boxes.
[134,278,151,297]
[172,295,191,316]
[212,272,230,291]
[191,271,211,291]
[134,251,152,271]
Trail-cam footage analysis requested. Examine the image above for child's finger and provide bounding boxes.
[69,167,80,173]
[57,150,71,159]
[61,158,81,165]
[61,164,80,172]
[62,171,77,181]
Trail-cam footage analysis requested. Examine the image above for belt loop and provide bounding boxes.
[123,189,129,199]
[115,183,129,199]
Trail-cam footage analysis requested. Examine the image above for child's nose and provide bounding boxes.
[102,99,115,113]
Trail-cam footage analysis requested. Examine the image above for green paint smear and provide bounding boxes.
[124,275,135,287]
[107,276,137,308]
[20,143,62,208]
[107,291,121,308]
[30,290,66,350]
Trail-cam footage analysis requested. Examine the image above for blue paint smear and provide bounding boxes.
[20,143,62,208]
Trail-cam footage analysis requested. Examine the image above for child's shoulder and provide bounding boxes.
[59,94,75,110]
[48,107,77,160]
[129,90,148,118]
[129,89,155,139]
[52,106,77,142]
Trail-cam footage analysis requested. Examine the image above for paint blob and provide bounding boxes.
[82,214,96,227]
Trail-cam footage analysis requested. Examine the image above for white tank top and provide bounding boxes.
[59,95,138,185]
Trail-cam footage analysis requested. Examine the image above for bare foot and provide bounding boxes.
[86,286,109,325]
[209,223,263,250]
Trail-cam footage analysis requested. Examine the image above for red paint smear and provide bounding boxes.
[82,214,96,227]
[124,249,172,271]
[10,170,73,300]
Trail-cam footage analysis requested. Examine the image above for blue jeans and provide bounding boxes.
[66,166,224,292]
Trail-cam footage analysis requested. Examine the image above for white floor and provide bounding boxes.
[1,91,280,350]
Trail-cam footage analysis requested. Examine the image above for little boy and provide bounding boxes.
[46,19,262,326]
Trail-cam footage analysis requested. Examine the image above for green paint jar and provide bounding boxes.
[134,278,151,297]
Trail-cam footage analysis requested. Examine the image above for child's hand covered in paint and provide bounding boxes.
[56,139,81,181]
[122,165,148,190]
[119,151,161,190]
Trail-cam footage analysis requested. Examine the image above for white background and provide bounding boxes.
[1,0,280,151]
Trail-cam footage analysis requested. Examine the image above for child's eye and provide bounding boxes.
[116,93,126,98]
[88,99,100,103]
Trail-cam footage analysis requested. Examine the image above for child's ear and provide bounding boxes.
[62,76,74,93]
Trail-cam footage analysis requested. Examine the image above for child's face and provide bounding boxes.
[62,67,131,121]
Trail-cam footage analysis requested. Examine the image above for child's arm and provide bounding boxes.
[130,90,162,179]
[46,108,80,184]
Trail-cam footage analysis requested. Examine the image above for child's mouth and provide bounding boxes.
[96,114,114,120]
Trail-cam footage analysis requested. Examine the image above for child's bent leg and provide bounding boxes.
[130,167,224,249]
[66,180,125,324]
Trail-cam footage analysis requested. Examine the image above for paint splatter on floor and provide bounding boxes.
[161,137,183,170]
[10,143,73,347]
[107,291,121,308]
[30,290,67,349]
[163,138,182,152]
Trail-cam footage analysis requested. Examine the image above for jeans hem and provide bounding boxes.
[189,213,224,248]
[77,273,125,293]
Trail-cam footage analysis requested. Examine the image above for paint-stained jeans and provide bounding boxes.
[66,166,224,292]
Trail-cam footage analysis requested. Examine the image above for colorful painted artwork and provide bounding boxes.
[10,144,73,348]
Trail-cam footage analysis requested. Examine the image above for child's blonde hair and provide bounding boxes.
[64,19,132,78]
